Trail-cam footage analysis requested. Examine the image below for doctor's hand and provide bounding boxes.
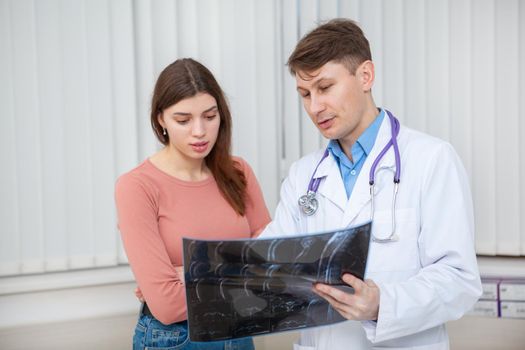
[313,273,380,321]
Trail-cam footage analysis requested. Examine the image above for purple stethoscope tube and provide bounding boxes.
[298,110,402,242]
[369,110,401,184]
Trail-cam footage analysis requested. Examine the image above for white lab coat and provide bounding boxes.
[261,115,482,349]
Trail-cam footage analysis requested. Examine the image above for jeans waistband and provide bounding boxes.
[141,302,154,317]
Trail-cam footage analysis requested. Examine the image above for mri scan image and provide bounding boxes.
[182,222,371,341]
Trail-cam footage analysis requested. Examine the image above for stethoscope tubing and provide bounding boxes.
[298,109,402,242]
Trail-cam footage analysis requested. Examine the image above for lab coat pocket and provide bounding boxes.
[367,208,419,273]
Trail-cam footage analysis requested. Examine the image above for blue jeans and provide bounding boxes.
[133,314,255,350]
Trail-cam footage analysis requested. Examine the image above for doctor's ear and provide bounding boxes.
[357,60,375,92]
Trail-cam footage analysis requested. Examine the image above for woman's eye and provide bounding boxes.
[176,119,189,125]
[205,114,217,120]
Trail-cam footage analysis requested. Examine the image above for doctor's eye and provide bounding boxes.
[300,92,310,98]
[319,84,332,92]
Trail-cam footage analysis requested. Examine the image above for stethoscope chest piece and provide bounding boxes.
[298,191,319,216]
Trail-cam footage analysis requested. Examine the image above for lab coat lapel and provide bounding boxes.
[341,115,397,227]
[316,154,347,212]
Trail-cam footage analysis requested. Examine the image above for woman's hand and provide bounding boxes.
[134,266,184,302]
[134,286,145,302]
[175,266,184,282]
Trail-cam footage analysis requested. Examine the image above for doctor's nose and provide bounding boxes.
[308,94,326,116]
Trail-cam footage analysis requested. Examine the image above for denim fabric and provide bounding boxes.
[133,314,254,350]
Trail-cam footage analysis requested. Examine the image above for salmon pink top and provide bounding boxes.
[115,157,271,325]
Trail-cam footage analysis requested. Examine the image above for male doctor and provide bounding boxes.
[260,19,482,349]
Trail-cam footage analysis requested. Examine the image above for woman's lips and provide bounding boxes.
[190,141,209,153]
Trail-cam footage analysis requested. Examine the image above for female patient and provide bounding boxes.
[115,58,271,350]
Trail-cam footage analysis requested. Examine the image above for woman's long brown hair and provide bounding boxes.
[150,58,247,216]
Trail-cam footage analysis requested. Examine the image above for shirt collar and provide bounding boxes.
[327,139,345,161]
[327,108,385,160]
[357,108,385,156]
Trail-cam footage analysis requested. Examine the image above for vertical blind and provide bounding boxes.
[0,0,523,278]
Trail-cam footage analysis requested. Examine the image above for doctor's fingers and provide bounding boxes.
[312,286,359,320]
[314,283,356,304]
[364,279,378,288]
[341,274,365,293]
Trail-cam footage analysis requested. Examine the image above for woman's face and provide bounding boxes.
[158,93,221,161]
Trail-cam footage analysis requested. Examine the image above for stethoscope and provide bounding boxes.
[298,110,401,243]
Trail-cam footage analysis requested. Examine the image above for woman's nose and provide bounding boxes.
[192,120,205,137]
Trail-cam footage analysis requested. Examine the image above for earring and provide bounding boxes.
[162,128,167,136]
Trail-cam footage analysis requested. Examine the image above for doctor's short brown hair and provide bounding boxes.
[287,18,372,76]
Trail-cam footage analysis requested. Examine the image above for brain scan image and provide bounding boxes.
[183,222,371,341]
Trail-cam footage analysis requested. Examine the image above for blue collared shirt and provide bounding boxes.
[327,109,385,198]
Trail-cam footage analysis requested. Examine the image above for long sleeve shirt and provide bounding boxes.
[115,157,271,325]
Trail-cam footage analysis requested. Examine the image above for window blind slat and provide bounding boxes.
[495,0,520,255]
[0,0,20,276]
[403,0,426,132]
[109,0,137,264]
[471,0,497,255]
[85,0,117,267]
[383,0,405,122]
[12,0,45,274]
[280,0,301,174]
[62,0,95,269]
[35,0,68,272]
[151,0,178,77]
[425,0,449,140]
[133,0,156,162]
[299,0,323,155]
[517,1,525,256]
[449,0,473,180]
[254,0,280,213]
[360,0,384,108]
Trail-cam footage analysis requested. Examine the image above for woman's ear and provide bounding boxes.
[157,112,165,129]
[357,60,375,92]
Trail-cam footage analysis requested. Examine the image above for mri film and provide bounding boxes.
[182,222,371,341]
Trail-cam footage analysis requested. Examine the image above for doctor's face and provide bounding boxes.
[158,93,220,161]
[296,61,375,147]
